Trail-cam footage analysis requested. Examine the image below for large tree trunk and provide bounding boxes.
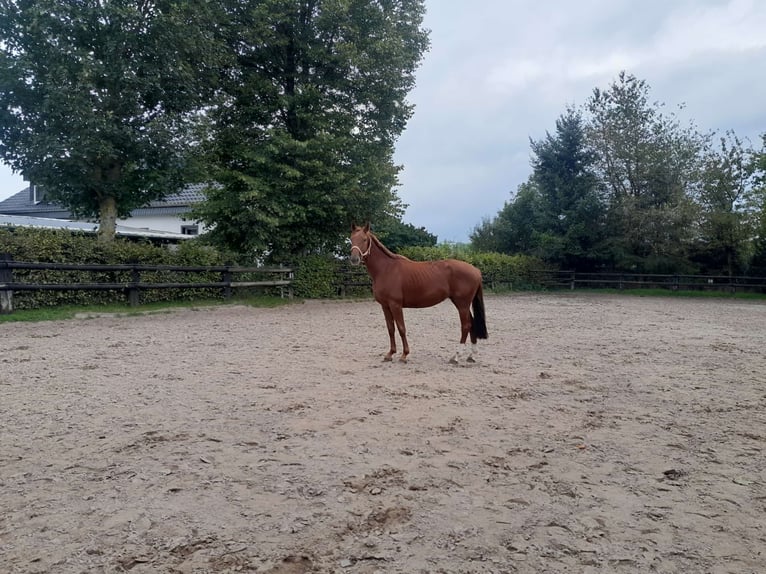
[98,196,118,243]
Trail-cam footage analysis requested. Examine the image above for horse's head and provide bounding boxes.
[349,223,372,265]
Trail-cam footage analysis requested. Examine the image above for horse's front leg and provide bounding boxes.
[391,305,409,362]
[381,305,397,361]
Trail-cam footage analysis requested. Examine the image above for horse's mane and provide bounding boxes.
[370,232,409,260]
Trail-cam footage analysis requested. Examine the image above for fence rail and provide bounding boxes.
[0,254,292,314]
[3,252,764,316]
[537,270,766,293]
[332,266,766,295]
[334,265,372,296]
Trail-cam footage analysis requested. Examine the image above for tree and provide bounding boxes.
[0,0,227,241]
[695,131,758,275]
[470,181,542,255]
[529,107,604,269]
[585,72,705,271]
[744,133,766,274]
[375,219,437,252]
[471,109,603,267]
[193,0,429,260]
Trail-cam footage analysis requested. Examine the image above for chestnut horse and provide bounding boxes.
[350,223,487,363]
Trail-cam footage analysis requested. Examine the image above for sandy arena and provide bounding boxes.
[1,293,765,573]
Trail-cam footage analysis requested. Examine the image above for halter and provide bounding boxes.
[351,235,372,260]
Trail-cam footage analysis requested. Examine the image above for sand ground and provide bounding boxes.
[1,293,765,573]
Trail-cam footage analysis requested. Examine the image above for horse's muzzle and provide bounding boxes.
[350,253,361,266]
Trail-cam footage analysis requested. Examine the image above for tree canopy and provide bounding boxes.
[375,219,437,252]
[1,1,428,251]
[528,107,603,269]
[472,72,766,275]
[192,0,430,260]
[0,0,228,241]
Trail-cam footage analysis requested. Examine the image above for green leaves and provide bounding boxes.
[697,131,760,275]
[0,0,229,238]
[472,72,766,275]
[195,0,427,260]
[1,1,427,251]
[529,107,603,269]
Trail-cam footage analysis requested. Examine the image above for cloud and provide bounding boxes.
[485,0,766,97]
[656,0,766,58]
[393,0,766,242]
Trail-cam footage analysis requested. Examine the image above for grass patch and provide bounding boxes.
[0,294,296,323]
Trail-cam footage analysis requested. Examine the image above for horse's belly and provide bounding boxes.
[402,289,448,308]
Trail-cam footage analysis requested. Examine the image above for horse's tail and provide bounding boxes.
[471,282,488,340]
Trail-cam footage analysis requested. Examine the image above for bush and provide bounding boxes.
[292,255,338,299]
[0,227,232,309]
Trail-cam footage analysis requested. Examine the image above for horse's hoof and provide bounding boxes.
[448,357,458,365]
[383,356,393,362]
[399,356,408,363]
[466,356,476,363]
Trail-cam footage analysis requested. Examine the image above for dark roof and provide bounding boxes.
[147,183,209,207]
[0,186,56,214]
[0,183,207,216]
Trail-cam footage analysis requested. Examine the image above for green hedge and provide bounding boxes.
[290,255,371,299]
[0,228,232,309]
[291,255,338,299]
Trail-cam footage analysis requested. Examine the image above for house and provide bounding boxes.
[0,183,208,237]
[0,214,194,242]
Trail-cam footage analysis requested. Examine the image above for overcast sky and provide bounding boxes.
[2,0,765,242]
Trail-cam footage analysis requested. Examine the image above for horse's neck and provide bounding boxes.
[364,240,398,277]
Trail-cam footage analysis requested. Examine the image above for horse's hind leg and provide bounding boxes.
[450,302,473,364]
[465,311,479,363]
[381,305,397,361]
[466,310,479,362]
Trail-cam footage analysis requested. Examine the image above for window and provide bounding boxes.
[31,184,47,204]
[181,224,199,236]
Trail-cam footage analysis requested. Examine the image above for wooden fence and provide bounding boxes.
[535,270,766,293]
[3,253,764,316]
[333,267,766,295]
[333,265,372,296]
[0,254,292,314]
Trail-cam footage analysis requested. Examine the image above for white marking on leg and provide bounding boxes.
[450,344,463,364]
[466,343,478,363]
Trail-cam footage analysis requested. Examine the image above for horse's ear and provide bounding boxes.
[363,222,370,233]
[351,222,357,232]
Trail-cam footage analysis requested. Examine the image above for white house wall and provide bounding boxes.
[116,214,206,234]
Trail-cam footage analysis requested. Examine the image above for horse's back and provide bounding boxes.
[445,258,482,280]
[441,259,482,298]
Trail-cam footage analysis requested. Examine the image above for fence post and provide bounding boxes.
[127,266,141,306]
[0,253,13,314]
[222,267,233,299]
[286,269,294,299]
[570,271,575,290]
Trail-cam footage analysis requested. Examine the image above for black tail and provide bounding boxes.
[470,283,488,340]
